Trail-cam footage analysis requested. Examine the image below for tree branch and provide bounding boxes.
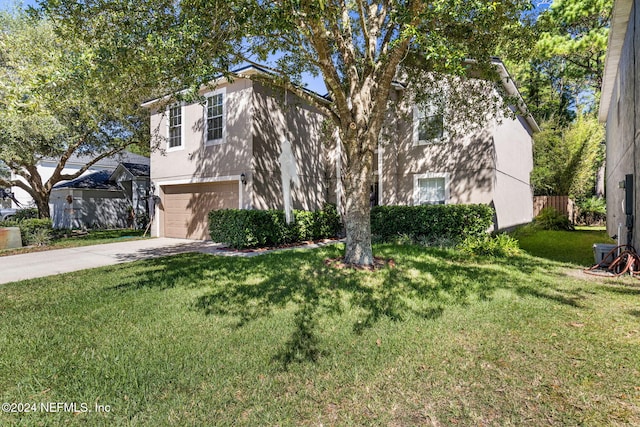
[54,144,134,186]
[0,177,32,195]
[356,0,372,60]
[368,0,423,145]
[3,159,32,181]
[304,17,351,125]
[48,137,86,186]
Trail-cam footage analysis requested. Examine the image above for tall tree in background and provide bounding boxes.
[536,0,611,98]
[45,0,532,266]
[511,0,612,200]
[511,0,612,122]
[0,10,151,218]
[531,115,604,199]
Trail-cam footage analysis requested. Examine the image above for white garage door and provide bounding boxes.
[162,182,239,239]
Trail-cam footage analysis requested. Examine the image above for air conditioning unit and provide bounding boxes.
[593,244,618,267]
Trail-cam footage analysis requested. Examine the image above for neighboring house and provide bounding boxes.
[109,162,152,220]
[598,0,637,247]
[9,151,150,209]
[50,163,150,229]
[144,62,537,240]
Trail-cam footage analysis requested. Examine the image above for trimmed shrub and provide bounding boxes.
[18,219,53,246]
[370,204,494,244]
[14,208,39,221]
[314,203,341,239]
[209,203,342,249]
[0,218,53,246]
[534,207,574,231]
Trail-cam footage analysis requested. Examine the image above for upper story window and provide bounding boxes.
[168,104,182,149]
[413,173,449,205]
[413,105,448,145]
[418,113,444,141]
[205,88,226,145]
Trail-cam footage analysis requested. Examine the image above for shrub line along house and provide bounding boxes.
[599,0,640,249]
[143,61,538,240]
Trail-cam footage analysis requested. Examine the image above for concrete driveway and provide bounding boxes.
[0,238,341,285]
[0,238,224,285]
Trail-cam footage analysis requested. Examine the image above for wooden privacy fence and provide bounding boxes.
[533,196,576,223]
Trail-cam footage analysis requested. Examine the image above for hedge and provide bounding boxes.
[370,204,494,243]
[208,203,341,249]
[0,218,53,246]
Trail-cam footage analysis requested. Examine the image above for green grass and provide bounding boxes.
[0,229,147,257]
[1,243,639,426]
[513,226,616,266]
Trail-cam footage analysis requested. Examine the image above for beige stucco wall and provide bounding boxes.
[150,79,253,184]
[251,83,327,212]
[605,1,639,246]
[386,130,495,207]
[491,115,535,230]
[148,77,329,237]
[375,89,533,231]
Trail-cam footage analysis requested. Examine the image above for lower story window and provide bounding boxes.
[414,173,449,205]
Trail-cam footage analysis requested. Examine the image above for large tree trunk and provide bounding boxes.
[33,191,51,219]
[342,138,374,266]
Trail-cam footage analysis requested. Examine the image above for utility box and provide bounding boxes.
[0,227,22,250]
[593,243,618,267]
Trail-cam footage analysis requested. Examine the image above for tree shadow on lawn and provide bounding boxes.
[474,252,598,308]
[398,246,593,309]
[107,245,592,366]
[598,284,640,296]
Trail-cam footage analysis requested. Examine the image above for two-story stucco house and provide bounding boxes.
[144,62,538,240]
[599,0,639,248]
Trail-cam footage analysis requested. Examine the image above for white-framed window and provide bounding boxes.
[413,105,448,145]
[167,104,183,150]
[413,172,450,205]
[204,88,226,145]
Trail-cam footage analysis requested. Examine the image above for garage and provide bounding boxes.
[162,181,239,239]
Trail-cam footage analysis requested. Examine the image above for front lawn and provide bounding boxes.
[0,229,147,257]
[1,244,639,425]
[513,226,616,266]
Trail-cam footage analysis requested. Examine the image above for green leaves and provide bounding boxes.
[208,204,342,249]
[531,115,604,198]
[0,8,154,216]
[370,204,495,244]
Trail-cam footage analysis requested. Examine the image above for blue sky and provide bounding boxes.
[0,0,38,10]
